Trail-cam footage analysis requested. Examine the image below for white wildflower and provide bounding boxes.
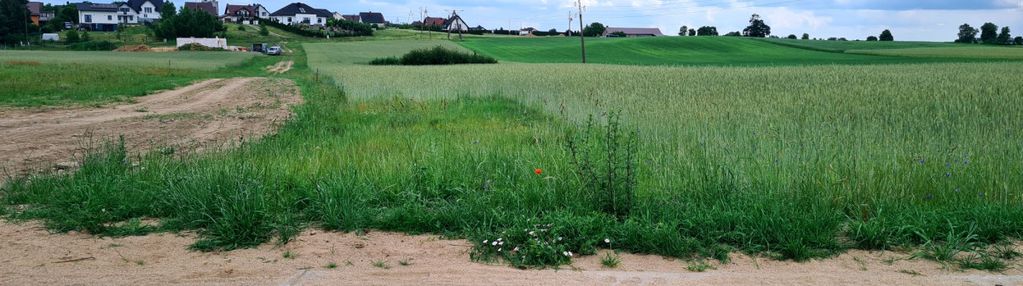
[557,237,563,241]
[498,248,502,252]
[483,240,488,244]
[529,231,535,236]
[492,241,498,246]
[513,247,520,252]
[604,238,611,243]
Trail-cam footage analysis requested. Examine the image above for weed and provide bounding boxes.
[565,112,638,219]
[283,251,297,259]
[898,269,922,276]
[601,252,621,268]
[399,258,412,266]
[372,260,389,269]
[686,260,715,272]
[325,262,337,269]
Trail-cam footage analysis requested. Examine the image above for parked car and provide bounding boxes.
[266,46,282,56]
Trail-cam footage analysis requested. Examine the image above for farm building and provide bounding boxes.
[603,27,664,37]
[359,12,386,27]
[270,2,332,26]
[223,4,269,24]
[184,1,218,17]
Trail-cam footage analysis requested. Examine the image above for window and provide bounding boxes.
[262,12,267,16]
[287,17,292,22]
[317,18,322,23]
[145,7,152,13]
[84,14,92,23]
[120,8,129,13]
[107,15,112,21]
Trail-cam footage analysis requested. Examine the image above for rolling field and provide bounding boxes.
[760,38,957,52]
[0,50,268,106]
[4,36,1023,272]
[0,50,254,70]
[457,36,1015,66]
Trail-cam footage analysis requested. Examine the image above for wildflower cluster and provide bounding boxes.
[470,215,613,268]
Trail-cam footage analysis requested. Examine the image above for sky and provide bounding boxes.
[47,0,1023,41]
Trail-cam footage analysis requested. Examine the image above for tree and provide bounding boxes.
[980,22,998,44]
[996,26,1011,45]
[801,33,809,40]
[1015,36,1023,45]
[44,4,78,32]
[879,29,893,41]
[679,25,688,36]
[742,14,770,37]
[583,22,606,37]
[688,28,695,36]
[866,36,878,41]
[696,26,717,36]
[956,23,978,43]
[724,31,740,36]
[0,0,31,45]
[786,34,796,39]
[153,2,177,40]
[154,4,225,40]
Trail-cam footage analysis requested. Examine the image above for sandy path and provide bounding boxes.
[266,60,294,74]
[0,77,302,178]
[1,220,1019,286]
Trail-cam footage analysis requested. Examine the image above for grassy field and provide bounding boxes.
[456,36,1017,66]
[850,46,1023,59]
[0,50,254,70]
[0,50,267,106]
[4,36,1023,270]
[760,38,956,52]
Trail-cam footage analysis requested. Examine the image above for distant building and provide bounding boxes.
[358,12,385,27]
[602,27,664,37]
[519,27,536,36]
[77,3,120,31]
[422,17,445,27]
[341,14,360,22]
[445,13,467,32]
[26,2,53,26]
[223,4,269,24]
[184,1,218,17]
[270,2,332,26]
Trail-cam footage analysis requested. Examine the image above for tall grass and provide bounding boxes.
[3,40,1022,270]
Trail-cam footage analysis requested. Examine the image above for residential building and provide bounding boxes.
[27,2,53,26]
[270,2,332,26]
[422,17,445,28]
[358,12,385,27]
[341,14,360,22]
[223,3,268,23]
[78,3,120,31]
[602,27,664,37]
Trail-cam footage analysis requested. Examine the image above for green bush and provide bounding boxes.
[68,40,118,51]
[369,46,497,66]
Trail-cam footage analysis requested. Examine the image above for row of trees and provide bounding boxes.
[957,22,1021,45]
[153,2,225,40]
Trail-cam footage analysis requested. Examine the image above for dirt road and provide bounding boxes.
[0,220,1019,286]
[0,77,302,177]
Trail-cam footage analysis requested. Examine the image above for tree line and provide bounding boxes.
[957,22,1021,45]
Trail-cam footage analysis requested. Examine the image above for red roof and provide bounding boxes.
[184,2,217,16]
[423,17,445,26]
[225,4,261,17]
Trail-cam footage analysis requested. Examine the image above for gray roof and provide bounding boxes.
[126,0,163,13]
[604,27,664,36]
[77,3,120,12]
[359,12,384,24]
[270,2,332,17]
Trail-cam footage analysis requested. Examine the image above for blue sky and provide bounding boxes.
[49,0,1023,41]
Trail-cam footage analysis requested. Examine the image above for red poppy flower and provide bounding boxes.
[534,168,543,175]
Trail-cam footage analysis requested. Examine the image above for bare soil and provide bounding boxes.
[0,77,302,178]
[266,60,294,74]
[1,220,1019,286]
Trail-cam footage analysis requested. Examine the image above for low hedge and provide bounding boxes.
[369,46,497,66]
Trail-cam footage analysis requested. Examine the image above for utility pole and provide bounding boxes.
[576,0,586,63]
[567,11,573,37]
[420,7,427,38]
[445,10,464,40]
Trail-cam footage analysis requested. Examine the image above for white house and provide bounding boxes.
[269,2,332,26]
[80,0,163,30]
[77,3,120,31]
[223,3,269,24]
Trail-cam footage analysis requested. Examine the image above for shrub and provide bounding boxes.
[369,46,497,66]
[65,30,81,44]
[68,40,118,51]
[238,25,246,31]
[259,24,269,36]
[177,43,224,51]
